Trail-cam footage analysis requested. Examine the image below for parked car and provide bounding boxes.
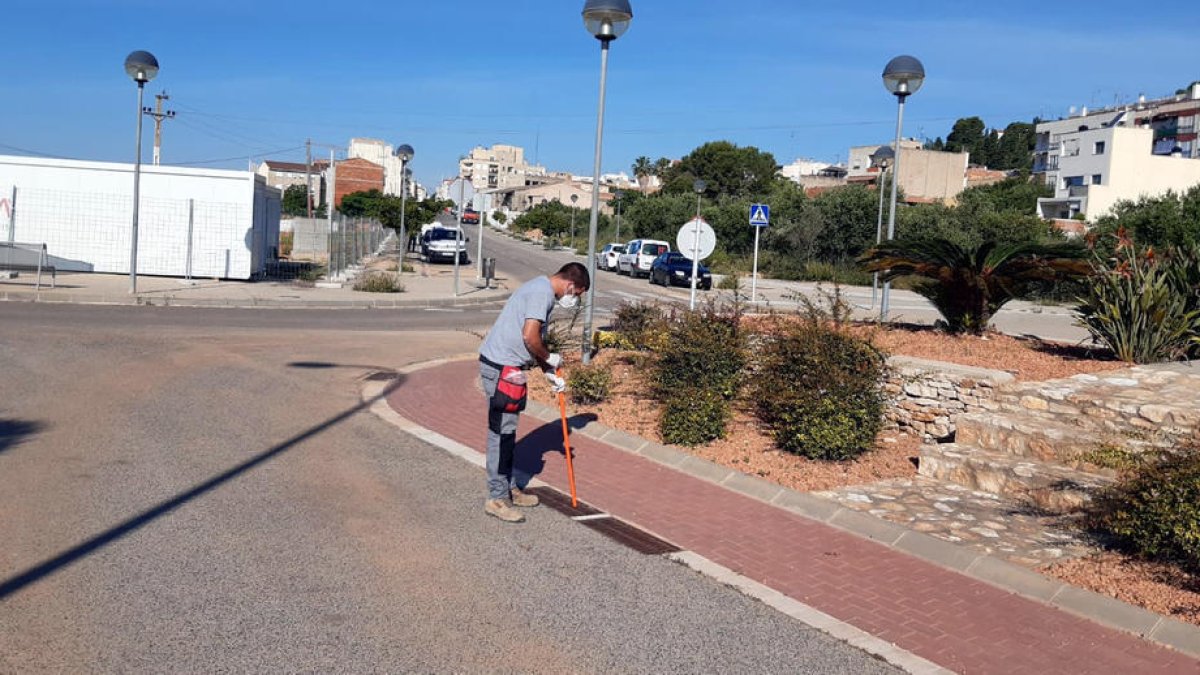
[617,239,670,278]
[421,227,470,264]
[596,243,624,272]
[649,252,712,290]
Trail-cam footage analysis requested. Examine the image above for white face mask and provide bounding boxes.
[558,292,579,309]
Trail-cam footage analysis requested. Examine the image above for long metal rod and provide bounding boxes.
[581,40,611,365]
[751,223,761,303]
[186,198,194,282]
[476,189,485,279]
[130,82,145,294]
[880,95,906,322]
[872,166,887,309]
[7,186,16,244]
[454,178,463,297]
[690,195,701,310]
[398,157,408,280]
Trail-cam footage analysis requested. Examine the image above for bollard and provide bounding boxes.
[482,257,496,289]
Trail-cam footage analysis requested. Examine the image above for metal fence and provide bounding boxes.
[268,215,388,281]
[328,215,389,280]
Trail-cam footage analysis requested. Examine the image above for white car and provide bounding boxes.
[421,227,469,264]
[596,243,624,272]
[617,239,670,278]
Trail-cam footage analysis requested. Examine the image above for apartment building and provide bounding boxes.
[348,138,413,197]
[849,144,970,204]
[256,159,329,204]
[1036,125,1200,221]
[459,144,546,191]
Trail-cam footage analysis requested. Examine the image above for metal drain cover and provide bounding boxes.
[526,487,681,555]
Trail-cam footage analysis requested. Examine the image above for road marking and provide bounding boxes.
[423,308,465,312]
[571,513,612,521]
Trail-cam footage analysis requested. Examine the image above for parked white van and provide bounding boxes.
[617,239,670,278]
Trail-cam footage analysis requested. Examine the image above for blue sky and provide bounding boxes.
[1,1,1194,191]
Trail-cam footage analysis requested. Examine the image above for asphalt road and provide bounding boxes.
[467,222,1089,343]
[0,305,898,673]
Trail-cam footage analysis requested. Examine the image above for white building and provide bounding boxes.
[0,155,280,279]
[780,158,835,182]
[459,145,546,191]
[847,140,922,177]
[348,138,422,198]
[1036,126,1200,221]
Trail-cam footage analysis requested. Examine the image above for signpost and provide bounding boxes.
[749,203,769,303]
[676,217,716,310]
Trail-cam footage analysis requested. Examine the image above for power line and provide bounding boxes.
[164,145,305,166]
[0,142,72,159]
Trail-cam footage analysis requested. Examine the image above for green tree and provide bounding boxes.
[282,184,310,216]
[1091,185,1200,250]
[631,156,653,179]
[660,141,780,199]
[860,238,1089,334]
[994,121,1036,170]
[339,189,384,218]
[945,117,987,157]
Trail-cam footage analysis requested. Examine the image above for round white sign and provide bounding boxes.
[676,218,716,261]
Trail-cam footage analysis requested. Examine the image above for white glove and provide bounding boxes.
[544,370,566,394]
[545,353,563,369]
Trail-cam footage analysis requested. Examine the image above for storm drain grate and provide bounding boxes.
[527,486,602,517]
[526,487,681,555]
[364,371,398,381]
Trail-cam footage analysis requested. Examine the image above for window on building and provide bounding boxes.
[1093,141,1106,155]
[1092,174,1102,185]
[1063,176,1085,188]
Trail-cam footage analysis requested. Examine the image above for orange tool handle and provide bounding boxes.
[556,367,578,508]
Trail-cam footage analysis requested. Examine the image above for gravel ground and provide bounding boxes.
[1047,553,1200,626]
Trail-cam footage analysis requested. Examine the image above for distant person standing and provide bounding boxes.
[477,262,589,523]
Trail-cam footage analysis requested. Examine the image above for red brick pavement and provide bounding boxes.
[388,360,1198,674]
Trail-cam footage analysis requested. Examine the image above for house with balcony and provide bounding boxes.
[1035,125,1200,222]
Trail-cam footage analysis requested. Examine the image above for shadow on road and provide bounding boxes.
[0,370,407,600]
[0,418,45,455]
[513,413,598,486]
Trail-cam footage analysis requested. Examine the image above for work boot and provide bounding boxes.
[510,487,540,508]
[484,498,525,523]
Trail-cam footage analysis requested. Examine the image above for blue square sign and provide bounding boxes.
[749,203,770,227]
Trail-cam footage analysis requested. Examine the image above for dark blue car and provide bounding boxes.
[649,252,711,290]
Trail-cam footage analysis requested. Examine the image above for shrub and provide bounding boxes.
[652,303,745,401]
[298,264,327,282]
[717,273,741,291]
[659,389,730,446]
[353,272,403,293]
[610,301,667,351]
[1086,443,1200,572]
[753,317,886,460]
[568,364,612,405]
[1077,233,1200,363]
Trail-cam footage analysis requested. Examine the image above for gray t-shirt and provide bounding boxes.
[480,276,556,367]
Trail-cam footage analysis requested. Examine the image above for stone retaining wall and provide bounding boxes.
[884,356,1014,441]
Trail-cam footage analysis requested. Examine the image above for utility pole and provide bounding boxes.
[305,138,314,218]
[143,91,175,166]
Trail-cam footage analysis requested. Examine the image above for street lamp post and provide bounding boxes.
[614,190,623,241]
[879,54,924,321]
[124,50,159,294]
[690,179,705,310]
[869,144,894,310]
[580,0,633,364]
[570,193,579,250]
[394,143,414,280]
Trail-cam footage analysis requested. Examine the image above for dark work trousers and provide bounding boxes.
[479,361,526,500]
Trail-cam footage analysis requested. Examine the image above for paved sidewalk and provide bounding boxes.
[387,359,1197,674]
[0,257,509,308]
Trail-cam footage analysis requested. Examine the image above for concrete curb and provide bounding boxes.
[362,353,946,675]
[0,288,510,309]
[519,394,1200,660]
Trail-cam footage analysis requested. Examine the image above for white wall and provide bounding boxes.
[1088,127,1200,218]
[0,155,279,279]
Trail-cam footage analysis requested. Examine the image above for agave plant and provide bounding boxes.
[859,237,1090,334]
[1077,237,1200,363]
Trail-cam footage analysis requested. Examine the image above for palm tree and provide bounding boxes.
[631,156,652,178]
[859,238,1090,334]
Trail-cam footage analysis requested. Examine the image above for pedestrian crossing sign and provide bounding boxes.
[749,204,770,227]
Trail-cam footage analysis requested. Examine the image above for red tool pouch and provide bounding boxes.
[491,365,528,414]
